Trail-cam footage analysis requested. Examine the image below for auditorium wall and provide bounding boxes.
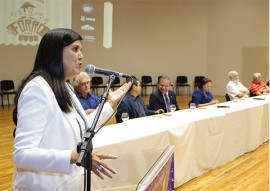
[0,0,268,99]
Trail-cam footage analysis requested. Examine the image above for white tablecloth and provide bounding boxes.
[93,95,269,188]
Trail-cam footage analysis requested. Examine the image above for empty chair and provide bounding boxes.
[225,93,231,101]
[141,75,156,95]
[158,76,162,83]
[194,76,205,91]
[126,76,137,83]
[175,76,191,96]
[1,80,17,108]
[91,76,106,95]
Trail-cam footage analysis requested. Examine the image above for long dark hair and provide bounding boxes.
[15,28,83,113]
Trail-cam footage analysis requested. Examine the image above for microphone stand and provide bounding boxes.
[76,75,116,191]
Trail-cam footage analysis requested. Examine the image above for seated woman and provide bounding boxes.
[191,77,219,108]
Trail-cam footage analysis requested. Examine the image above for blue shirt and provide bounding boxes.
[192,89,213,106]
[76,93,100,110]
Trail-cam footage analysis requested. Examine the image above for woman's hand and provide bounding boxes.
[71,150,117,179]
[91,150,118,179]
[107,82,132,109]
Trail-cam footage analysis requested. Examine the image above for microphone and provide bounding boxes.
[85,64,131,78]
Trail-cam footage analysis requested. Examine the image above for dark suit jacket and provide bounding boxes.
[116,93,156,123]
[149,90,179,112]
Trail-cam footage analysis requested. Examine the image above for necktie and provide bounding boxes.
[165,94,171,112]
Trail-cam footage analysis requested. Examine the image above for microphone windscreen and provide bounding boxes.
[85,64,95,74]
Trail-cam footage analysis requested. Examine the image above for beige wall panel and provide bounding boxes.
[0,0,268,100]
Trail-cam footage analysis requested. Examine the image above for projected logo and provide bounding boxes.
[82,4,94,14]
[80,4,95,42]
[6,2,50,43]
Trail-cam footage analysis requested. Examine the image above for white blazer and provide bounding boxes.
[12,76,113,191]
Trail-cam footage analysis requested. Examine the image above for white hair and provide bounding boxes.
[72,72,90,87]
[228,71,238,78]
[252,73,261,80]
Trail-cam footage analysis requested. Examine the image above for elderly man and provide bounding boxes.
[115,78,164,123]
[149,76,179,112]
[73,72,100,114]
[226,71,249,101]
[250,73,269,96]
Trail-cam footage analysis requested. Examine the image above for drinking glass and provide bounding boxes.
[121,113,129,126]
[170,104,176,112]
[189,103,196,110]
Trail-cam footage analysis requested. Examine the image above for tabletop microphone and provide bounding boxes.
[217,105,230,108]
[85,64,131,78]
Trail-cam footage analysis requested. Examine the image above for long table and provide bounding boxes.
[93,95,269,188]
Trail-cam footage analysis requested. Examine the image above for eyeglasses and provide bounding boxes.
[79,81,90,86]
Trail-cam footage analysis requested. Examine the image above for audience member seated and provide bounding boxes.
[226,71,249,100]
[149,76,179,113]
[73,72,100,114]
[191,77,219,107]
[115,78,164,123]
[250,72,269,96]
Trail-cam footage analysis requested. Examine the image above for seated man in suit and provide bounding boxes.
[115,78,164,123]
[149,76,179,112]
[226,71,249,100]
[250,72,269,96]
[73,72,100,115]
